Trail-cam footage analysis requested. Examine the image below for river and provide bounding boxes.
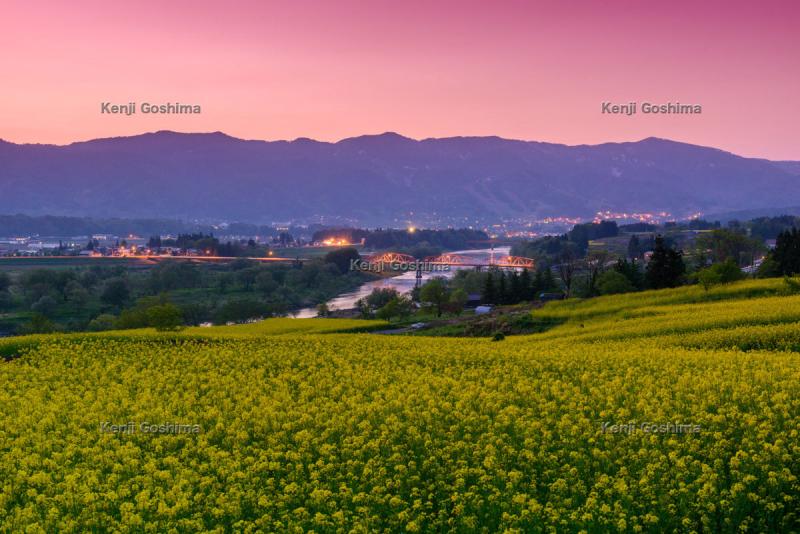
[294,247,508,318]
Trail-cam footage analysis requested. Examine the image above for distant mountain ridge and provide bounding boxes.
[0,131,797,225]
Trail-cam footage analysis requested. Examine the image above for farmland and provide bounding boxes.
[1,278,799,531]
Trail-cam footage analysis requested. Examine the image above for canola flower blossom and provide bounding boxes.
[0,279,799,531]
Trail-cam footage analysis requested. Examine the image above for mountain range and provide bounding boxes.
[0,131,797,225]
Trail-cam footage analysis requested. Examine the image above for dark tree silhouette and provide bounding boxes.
[645,236,686,289]
[773,228,800,275]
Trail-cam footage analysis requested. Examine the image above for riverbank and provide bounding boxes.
[294,247,508,318]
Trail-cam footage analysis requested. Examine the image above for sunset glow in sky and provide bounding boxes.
[2,0,798,159]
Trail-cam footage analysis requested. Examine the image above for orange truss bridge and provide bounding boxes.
[423,254,468,265]
[366,252,418,264]
[493,255,536,268]
[366,252,535,270]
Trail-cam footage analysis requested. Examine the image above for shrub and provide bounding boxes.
[324,247,360,274]
[87,314,116,332]
[597,270,635,295]
[30,295,58,317]
[100,277,130,307]
[696,268,722,291]
[697,259,745,291]
[19,313,56,334]
[146,303,185,332]
[783,275,800,295]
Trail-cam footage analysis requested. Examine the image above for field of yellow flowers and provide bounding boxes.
[1,278,799,532]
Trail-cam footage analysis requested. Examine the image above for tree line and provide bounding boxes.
[0,251,372,335]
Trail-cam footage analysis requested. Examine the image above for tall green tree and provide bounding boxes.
[448,288,468,313]
[323,247,361,274]
[497,272,508,305]
[508,271,522,304]
[519,268,534,301]
[420,278,449,317]
[557,248,579,297]
[376,296,413,322]
[627,235,642,259]
[482,272,496,304]
[614,259,644,290]
[645,236,686,289]
[597,270,635,295]
[773,228,800,275]
[366,288,400,310]
[147,303,185,332]
[695,229,762,267]
[539,266,558,293]
[101,278,130,308]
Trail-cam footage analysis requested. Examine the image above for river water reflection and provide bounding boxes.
[294,247,508,318]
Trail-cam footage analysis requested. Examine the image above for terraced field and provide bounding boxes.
[1,279,799,531]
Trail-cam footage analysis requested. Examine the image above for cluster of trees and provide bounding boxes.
[511,221,619,263]
[353,288,415,322]
[692,229,763,267]
[618,222,658,233]
[626,234,661,260]
[0,272,12,317]
[567,221,619,251]
[510,215,800,302]
[364,228,489,250]
[544,236,687,299]
[0,214,196,237]
[645,237,686,289]
[665,219,721,231]
[759,228,800,277]
[1,253,372,334]
[696,260,745,291]
[355,278,472,321]
[0,266,135,334]
[0,214,312,244]
[735,215,800,241]
[517,216,799,275]
[773,228,800,274]
[480,268,559,305]
[348,220,800,325]
[322,248,361,274]
[146,234,270,257]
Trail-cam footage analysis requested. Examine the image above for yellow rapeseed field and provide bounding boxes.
[1,278,799,532]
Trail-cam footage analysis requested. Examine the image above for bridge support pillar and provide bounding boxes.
[415,268,423,288]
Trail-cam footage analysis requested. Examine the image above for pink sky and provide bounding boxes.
[1,0,798,159]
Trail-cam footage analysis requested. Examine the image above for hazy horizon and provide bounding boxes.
[3,129,798,162]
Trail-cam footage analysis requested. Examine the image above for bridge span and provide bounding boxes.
[366,252,535,269]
